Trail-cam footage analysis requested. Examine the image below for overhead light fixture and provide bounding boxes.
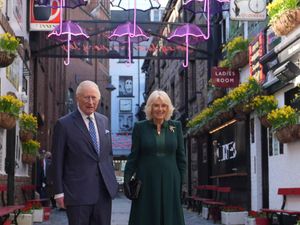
[209,119,237,134]
[273,61,300,82]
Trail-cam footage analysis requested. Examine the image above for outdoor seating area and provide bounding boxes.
[0,185,24,225]
[262,187,300,225]
[184,185,236,223]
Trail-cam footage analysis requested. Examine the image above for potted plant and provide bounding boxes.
[267,105,299,143]
[31,202,44,223]
[227,77,261,116]
[267,0,300,36]
[22,140,40,164]
[0,32,20,67]
[246,210,270,225]
[221,205,248,225]
[19,113,38,142]
[251,95,278,127]
[223,36,250,69]
[0,94,24,129]
[208,79,225,100]
[18,203,34,225]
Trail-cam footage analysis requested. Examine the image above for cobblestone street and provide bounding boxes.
[36,193,221,225]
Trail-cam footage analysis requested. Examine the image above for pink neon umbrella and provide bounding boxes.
[168,24,206,67]
[110,0,161,12]
[48,20,89,65]
[109,22,149,63]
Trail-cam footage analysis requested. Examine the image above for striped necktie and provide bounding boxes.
[87,117,99,154]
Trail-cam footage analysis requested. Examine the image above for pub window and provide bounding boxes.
[285,86,300,111]
[268,128,283,156]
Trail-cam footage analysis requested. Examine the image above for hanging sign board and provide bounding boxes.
[249,32,265,83]
[211,67,239,88]
[230,0,266,21]
[29,0,61,31]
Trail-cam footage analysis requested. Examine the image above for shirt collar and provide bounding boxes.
[78,107,95,121]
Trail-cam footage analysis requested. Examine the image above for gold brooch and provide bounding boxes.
[169,125,175,133]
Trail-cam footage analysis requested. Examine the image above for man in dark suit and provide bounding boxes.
[51,80,118,225]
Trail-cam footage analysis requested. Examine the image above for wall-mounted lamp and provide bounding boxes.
[273,61,300,82]
[105,83,116,91]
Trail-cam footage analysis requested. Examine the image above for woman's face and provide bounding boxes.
[151,98,168,121]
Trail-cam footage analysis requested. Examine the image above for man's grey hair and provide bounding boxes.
[76,80,101,99]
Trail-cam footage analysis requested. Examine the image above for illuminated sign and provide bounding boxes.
[211,67,239,88]
[29,0,61,31]
[249,32,265,83]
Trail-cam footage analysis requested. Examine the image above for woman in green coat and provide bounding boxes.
[124,90,186,225]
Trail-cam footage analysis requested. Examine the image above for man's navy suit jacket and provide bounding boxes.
[51,110,118,206]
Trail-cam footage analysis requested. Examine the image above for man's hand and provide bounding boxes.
[55,196,66,209]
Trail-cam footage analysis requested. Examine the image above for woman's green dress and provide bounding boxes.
[124,120,186,225]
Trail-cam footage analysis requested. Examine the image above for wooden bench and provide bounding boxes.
[21,185,50,206]
[202,186,231,222]
[262,188,300,225]
[185,185,218,211]
[193,185,218,213]
[0,185,24,225]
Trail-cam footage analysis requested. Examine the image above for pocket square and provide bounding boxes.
[105,129,110,134]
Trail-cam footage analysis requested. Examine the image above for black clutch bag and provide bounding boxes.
[124,173,142,200]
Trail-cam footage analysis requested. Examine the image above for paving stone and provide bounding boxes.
[35,193,221,225]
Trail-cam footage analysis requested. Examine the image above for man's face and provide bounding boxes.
[76,86,100,115]
[124,80,132,93]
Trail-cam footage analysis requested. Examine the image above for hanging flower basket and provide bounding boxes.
[259,116,272,128]
[212,88,225,99]
[19,130,34,142]
[22,153,36,164]
[271,8,300,36]
[231,51,249,70]
[0,112,16,129]
[220,110,235,121]
[275,125,299,143]
[0,51,15,68]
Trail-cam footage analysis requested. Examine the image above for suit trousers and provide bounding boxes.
[66,174,112,225]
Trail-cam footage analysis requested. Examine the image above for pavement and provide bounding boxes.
[36,193,221,225]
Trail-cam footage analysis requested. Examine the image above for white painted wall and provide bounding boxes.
[268,83,300,211]
[110,59,145,134]
[0,1,30,176]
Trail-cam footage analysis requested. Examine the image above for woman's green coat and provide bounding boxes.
[124,120,186,225]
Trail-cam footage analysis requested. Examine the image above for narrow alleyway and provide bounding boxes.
[35,193,221,225]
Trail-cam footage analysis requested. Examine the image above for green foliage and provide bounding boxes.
[251,95,278,117]
[0,95,24,118]
[0,32,20,54]
[223,36,249,62]
[187,77,261,129]
[267,0,300,23]
[22,140,40,156]
[267,105,298,130]
[20,113,38,133]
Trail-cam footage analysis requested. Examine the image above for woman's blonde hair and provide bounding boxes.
[144,90,174,120]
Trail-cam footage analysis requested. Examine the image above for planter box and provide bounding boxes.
[10,213,33,225]
[43,207,51,221]
[221,211,248,225]
[32,209,44,222]
[244,217,256,225]
[202,206,209,219]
